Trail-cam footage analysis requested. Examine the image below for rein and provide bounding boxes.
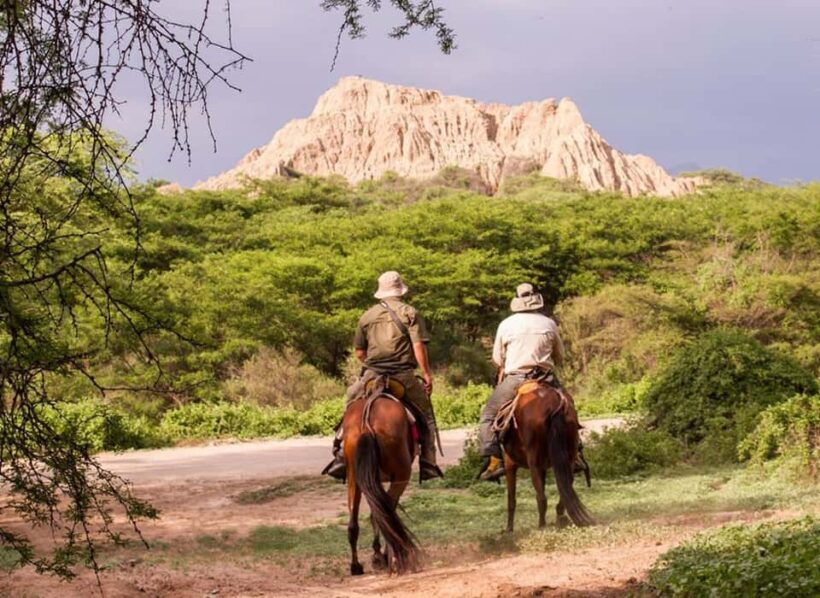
[492,380,569,436]
[358,376,412,435]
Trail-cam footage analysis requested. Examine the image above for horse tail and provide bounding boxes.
[548,409,595,527]
[354,431,419,573]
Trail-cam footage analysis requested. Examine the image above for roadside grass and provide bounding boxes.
[233,476,331,505]
[127,464,818,579]
[0,547,22,572]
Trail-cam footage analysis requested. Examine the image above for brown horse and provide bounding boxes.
[502,383,594,532]
[342,393,420,575]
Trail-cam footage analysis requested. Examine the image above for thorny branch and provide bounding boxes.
[321,0,456,70]
[0,0,247,580]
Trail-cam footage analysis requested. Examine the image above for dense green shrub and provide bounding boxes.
[648,517,820,597]
[156,386,489,443]
[443,342,497,386]
[577,377,651,416]
[559,285,702,394]
[297,398,345,435]
[738,394,819,479]
[438,433,484,488]
[644,329,817,460]
[432,382,490,429]
[584,425,684,478]
[42,398,168,451]
[158,401,302,440]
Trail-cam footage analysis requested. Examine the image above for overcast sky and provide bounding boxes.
[114,0,820,187]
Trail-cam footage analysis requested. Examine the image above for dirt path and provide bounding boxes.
[2,506,779,598]
[4,418,659,597]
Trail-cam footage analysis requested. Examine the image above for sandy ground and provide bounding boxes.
[7,418,735,598]
[2,495,779,598]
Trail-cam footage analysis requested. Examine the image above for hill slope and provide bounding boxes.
[195,77,699,197]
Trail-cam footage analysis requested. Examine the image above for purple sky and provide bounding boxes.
[114,0,820,187]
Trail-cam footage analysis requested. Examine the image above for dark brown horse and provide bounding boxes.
[502,383,594,532]
[342,393,419,575]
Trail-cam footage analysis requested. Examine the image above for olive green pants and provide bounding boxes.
[345,369,438,464]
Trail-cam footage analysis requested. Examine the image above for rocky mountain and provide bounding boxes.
[195,77,699,197]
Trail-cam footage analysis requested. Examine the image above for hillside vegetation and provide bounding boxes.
[40,171,819,464]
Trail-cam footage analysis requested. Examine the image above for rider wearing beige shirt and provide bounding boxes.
[492,311,565,375]
[479,283,566,480]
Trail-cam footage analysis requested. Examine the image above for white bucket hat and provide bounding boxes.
[510,282,545,312]
[374,271,409,299]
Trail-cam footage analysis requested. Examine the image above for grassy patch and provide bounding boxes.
[246,525,345,557]
[233,467,820,565]
[0,547,22,572]
[233,477,331,505]
[113,465,820,582]
[519,520,677,553]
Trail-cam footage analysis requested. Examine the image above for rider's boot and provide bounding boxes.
[479,455,506,482]
[574,439,592,486]
[419,429,443,481]
[321,439,347,481]
[478,436,505,482]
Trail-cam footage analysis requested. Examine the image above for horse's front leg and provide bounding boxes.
[504,454,518,533]
[348,479,364,575]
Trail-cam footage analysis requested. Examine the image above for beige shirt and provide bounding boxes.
[492,312,565,375]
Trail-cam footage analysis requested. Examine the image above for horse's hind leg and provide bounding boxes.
[385,478,410,573]
[504,455,518,533]
[556,500,570,528]
[530,466,547,529]
[348,481,364,575]
[371,515,387,570]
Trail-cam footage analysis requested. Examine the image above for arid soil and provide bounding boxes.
[0,421,782,598]
[1,475,778,598]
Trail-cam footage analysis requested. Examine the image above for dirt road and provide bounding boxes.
[5,417,807,598]
[98,419,624,484]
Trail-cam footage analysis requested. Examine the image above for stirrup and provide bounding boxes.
[478,456,505,482]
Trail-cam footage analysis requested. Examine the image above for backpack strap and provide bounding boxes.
[380,301,410,339]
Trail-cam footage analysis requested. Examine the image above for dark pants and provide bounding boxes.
[478,373,526,458]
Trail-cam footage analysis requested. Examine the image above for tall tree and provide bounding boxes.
[0,0,453,577]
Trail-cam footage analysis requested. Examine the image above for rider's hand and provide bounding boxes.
[422,373,433,396]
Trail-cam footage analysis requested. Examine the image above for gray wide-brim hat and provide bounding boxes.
[510,282,545,312]
[374,270,409,299]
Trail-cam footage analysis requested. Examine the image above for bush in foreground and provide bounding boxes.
[648,517,820,597]
[584,424,684,479]
[644,329,817,461]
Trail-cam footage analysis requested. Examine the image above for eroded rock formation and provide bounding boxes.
[196,77,698,197]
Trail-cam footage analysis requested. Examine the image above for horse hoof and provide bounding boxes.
[556,515,570,529]
[372,553,388,570]
[351,563,364,576]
